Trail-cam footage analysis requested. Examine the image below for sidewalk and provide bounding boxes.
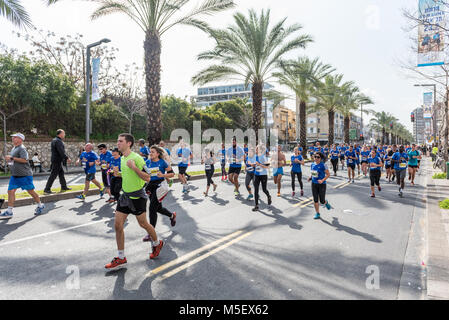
[424,157,449,299]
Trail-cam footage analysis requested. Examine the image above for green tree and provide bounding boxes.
[0,0,32,28]
[369,111,396,145]
[192,9,313,142]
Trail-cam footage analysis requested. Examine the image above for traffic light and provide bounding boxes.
[360,134,364,140]
[390,121,393,129]
[411,113,415,122]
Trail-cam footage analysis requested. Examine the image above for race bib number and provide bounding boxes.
[101,163,108,170]
[150,168,160,177]
[82,161,87,169]
[232,155,236,163]
[348,159,353,164]
[256,166,262,173]
[399,163,407,168]
[362,157,367,161]
[247,166,254,172]
[311,170,318,177]
[205,164,211,170]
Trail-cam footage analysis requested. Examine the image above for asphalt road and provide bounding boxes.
[0,160,427,300]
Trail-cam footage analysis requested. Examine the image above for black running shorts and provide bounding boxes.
[116,197,147,216]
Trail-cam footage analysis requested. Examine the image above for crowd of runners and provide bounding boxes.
[0,131,425,270]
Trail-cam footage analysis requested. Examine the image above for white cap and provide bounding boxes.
[11,133,25,141]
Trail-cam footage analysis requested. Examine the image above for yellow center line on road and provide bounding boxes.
[158,231,254,281]
[145,230,244,278]
[300,199,314,208]
[292,197,313,208]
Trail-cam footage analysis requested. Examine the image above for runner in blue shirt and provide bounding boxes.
[177,141,192,193]
[354,144,361,175]
[245,148,257,200]
[392,146,409,197]
[339,144,347,170]
[227,137,245,196]
[291,147,305,197]
[368,149,383,198]
[220,143,227,181]
[308,152,332,220]
[159,140,173,188]
[308,146,315,160]
[98,144,113,202]
[108,147,122,203]
[76,143,104,200]
[345,146,357,183]
[360,146,371,176]
[138,139,150,161]
[407,144,421,186]
[252,145,271,211]
[330,145,340,176]
[384,148,394,183]
[143,145,176,233]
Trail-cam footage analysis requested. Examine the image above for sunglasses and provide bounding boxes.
[314,156,321,159]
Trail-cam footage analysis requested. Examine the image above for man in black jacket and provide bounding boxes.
[44,129,72,194]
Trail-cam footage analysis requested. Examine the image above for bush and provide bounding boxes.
[439,199,449,209]
[433,173,447,179]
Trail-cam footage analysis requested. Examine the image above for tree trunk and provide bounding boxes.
[328,110,335,146]
[252,81,263,144]
[299,100,307,157]
[344,116,350,144]
[144,31,162,146]
[382,127,386,145]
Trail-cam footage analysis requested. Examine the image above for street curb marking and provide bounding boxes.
[158,231,254,280]
[145,230,244,278]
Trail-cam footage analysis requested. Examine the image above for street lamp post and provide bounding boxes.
[414,84,437,144]
[85,38,111,143]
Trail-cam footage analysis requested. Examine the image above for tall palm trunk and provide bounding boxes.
[299,100,307,157]
[252,81,263,144]
[328,110,335,146]
[144,31,162,146]
[344,116,350,144]
[381,127,386,145]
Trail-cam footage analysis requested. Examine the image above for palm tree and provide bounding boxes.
[339,85,373,144]
[192,9,313,143]
[273,57,332,155]
[309,74,354,146]
[74,0,236,145]
[0,0,33,28]
[369,111,396,145]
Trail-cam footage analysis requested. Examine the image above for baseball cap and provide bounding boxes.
[11,133,25,141]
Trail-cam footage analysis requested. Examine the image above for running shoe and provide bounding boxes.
[268,195,272,205]
[352,179,355,183]
[100,188,104,198]
[34,204,45,216]
[378,186,382,192]
[252,206,259,212]
[234,191,240,196]
[106,197,114,203]
[292,191,295,197]
[0,210,13,219]
[247,194,254,200]
[76,194,86,200]
[371,194,375,198]
[142,234,152,242]
[203,192,208,197]
[170,212,177,227]
[105,257,127,270]
[325,201,332,210]
[300,190,304,197]
[277,192,281,197]
[150,240,164,259]
[313,213,321,220]
[213,184,217,192]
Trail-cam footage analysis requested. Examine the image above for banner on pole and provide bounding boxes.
[92,58,100,102]
[418,0,446,67]
[423,92,433,118]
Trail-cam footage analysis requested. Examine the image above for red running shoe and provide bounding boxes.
[378,186,382,192]
[170,212,177,227]
[105,257,127,270]
[150,240,164,259]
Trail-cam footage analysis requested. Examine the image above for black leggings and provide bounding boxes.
[206,165,215,186]
[146,181,172,228]
[254,175,270,206]
[110,177,122,200]
[369,170,381,186]
[311,183,326,204]
[221,163,227,176]
[330,158,339,173]
[245,172,255,192]
[291,171,303,191]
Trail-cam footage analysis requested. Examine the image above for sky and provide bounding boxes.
[0,0,432,133]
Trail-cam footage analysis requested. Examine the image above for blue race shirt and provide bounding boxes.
[227,146,245,168]
[246,155,257,173]
[392,152,409,170]
[220,149,226,164]
[99,151,112,171]
[255,155,268,176]
[109,156,121,172]
[331,149,340,160]
[164,148,171,156]
[311,162,328,184]
[360,151,370,162]
[291,155,303,173]
[140,146,150,160]
[314,147,322,154]
[80,151,99,174]
[384,154,392,167]
[345,150,356,165]
[368,156,381,171]
[145,159,168,182]
[408,150,419,166]
[177,148,191,167]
